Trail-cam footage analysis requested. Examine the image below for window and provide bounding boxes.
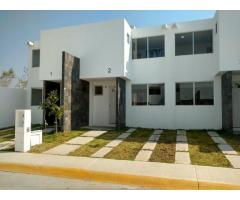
[148,36,165,58]
[176,81,214,105]
[132,84,147,105]
[132,36,165,59]
[176,83,193,105]
[194,30,213,54]
[31,89,42,106]
[175,32,193,56]
[132,84,165,106]
[148,84,165,105]
[94,86,103,95]
[32,49,40,67]
[175,30,213,56]
[195,82,214,105]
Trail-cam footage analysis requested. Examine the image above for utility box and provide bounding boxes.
[30,130,42,146]
[15,110,31,152]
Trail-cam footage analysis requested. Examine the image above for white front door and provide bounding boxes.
[233,88,240,130]
[109,86,116,124]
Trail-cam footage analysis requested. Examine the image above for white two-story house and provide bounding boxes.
[26,11,240,132]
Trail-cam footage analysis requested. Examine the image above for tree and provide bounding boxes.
[0,68,16,87]
[16,67,28,89]
[39,90,64,134]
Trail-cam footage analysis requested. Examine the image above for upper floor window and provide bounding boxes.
[132,35,165,59]
[148,36,165,58]
[175,30,213,56]
[32,49,40,67]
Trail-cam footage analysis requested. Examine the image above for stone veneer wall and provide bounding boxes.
[62,51,89,131]
[116,77,126,129]
[222,71,233,131]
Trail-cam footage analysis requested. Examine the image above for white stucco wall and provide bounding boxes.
[217,11,240,72]
[40,19,126,81]
[27,43,43,124]
[0,87,27,128]
[126,19,222,129]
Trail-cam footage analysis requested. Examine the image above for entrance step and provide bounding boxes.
[175,152,191,164]
[66,137,94,145]
[81,131,106,137]
[44,144,80,155]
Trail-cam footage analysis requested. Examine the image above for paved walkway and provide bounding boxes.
[0,152,240,189]
[175,130,191,164]
[207,131,240,168]
[91,129,136,158]
[135,130,162,162]
[44,130,106,155]
[0,141,14,151]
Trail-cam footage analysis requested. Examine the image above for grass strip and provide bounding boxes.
[29,129,88,153]
[149,130,176,163]
[187,130,232,168]
[69,130,124,157]
[105,128,153,160]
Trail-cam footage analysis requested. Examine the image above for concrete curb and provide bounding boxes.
[0,162,239,190]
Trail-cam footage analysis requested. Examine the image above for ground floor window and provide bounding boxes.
[195,82,214,105]
[132,83,165,106]
[132,84,147,105]
[31,88,42,106]
[148,84,165,105]
[176,81,214,105]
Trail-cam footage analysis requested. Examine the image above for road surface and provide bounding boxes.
[0,170,140,189]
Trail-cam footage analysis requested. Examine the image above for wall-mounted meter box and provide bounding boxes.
[15,110,31,152]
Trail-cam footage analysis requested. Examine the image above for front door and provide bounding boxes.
[233,88,240,130]
[109,86,116,124]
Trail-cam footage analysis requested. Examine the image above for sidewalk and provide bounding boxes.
[0,152,240,189]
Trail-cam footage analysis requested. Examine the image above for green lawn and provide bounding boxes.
[105,128,153,160]
[218,131,240,155]
[187,130,232,168]
[69,130,125,157]
[150,130,176,163]
[29,129,88,153]
[0,128,15,143]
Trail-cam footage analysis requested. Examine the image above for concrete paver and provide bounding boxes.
[44,144,80,155]
[177,130,186,136]
[81,131,106,137]
[66,136,94,145]
[218,144,238,155]
[175,152,191,164]
[211,136,227,144]
[208,131,219,137]
[152,130,162,135]
[91,147,113,158]
[176,142,188,152]
[148,134,161,142]
[126,128,136,133]
[105,139,123,148]
[117,132,131,139]
[142,141,157,151]
[135,150,153,162]
[226,155,240,168]
[176,135,187,142]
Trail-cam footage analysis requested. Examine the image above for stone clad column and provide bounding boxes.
[116,77,126,129]
[222,71,233,131]
[62,51,89,132]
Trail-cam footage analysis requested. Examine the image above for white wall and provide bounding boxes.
[126,19,222,129]
[27,43,43,124]
[217,11,240,72]
[40,19,126,81]
[0,87,27,128]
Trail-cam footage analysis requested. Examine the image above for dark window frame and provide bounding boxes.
[175,82,194,105]
[195,81,214,105]
[94,86,103,96]
[31,88,42,106]
[175,30,213,56]
[32,49,40,68]
[148,83,165,105]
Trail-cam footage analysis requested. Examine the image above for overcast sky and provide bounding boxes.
[0,10,215,77]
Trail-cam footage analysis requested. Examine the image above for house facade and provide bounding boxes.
[27,11,240,131]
